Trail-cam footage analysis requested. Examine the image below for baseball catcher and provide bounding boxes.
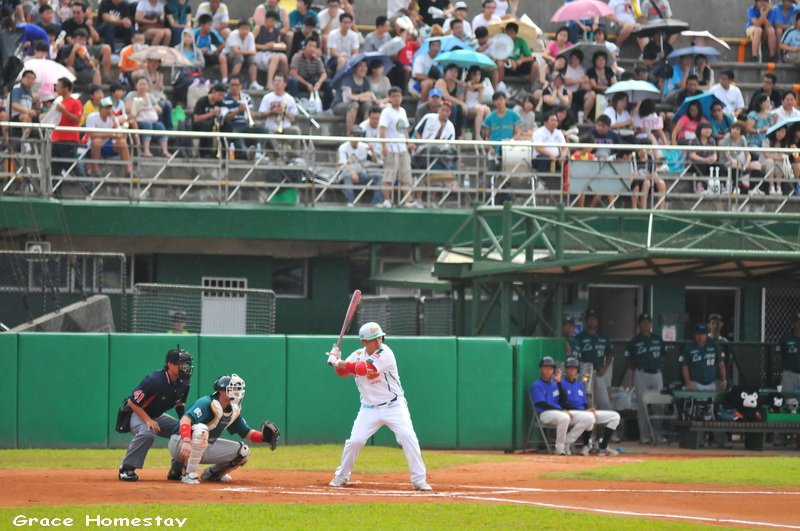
[167,374,280,484]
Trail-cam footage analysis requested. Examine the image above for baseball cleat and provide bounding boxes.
[201,469,233,483]
[413,481,433,491]
[181,472,200,485]
[118,468,138,482]
[598,448,619,456]
[328,477,347,488]
[580,445,591,456]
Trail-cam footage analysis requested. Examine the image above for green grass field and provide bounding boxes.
[545,456,800,487]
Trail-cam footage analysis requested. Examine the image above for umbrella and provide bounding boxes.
[18,58,75,99]
[551,0,612,22]
[634,19,691,39]
[434,49,496,70]
[557,42,608,70]
[673,92,725,121]
[487,14,545,53]
[331,52,394,88]
[666,46,721,64]
[766,117,800,139]
[414,35,471,61]
[605,80,661,102]
[0,27,24,90]
[674,30,731,53]
[130,46,192,67]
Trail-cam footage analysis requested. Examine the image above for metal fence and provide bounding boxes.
[3,122,800,212]
[763,288,800,343]
[355,294,454,336]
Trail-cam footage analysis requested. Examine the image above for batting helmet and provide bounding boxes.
[359,322,385,341]
[212,374,246,404]
[565,357,580,368]
[165,348,194,377]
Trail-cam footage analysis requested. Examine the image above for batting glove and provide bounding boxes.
[327,353,340,366]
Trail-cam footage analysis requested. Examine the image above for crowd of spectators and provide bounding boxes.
[2,0,800,205]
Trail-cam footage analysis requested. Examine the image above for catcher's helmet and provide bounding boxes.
[359,322,385,341]
[213,374,246,404]
[565,357,580,368]
[165,348,194,377]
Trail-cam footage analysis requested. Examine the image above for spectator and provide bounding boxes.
[412,101,457,169]
[482,91,520,164]
[463,66,490,139]
[224,20,258,89]
[414,87,443,124]
[50,77,83,177]
[333,59,376,138]
[289,0,317,32]
[746,93,772,147]
[672,102,704,145]
[397,27,421,89]
[195,0,230,39]
[194,13,228,83]
[772,90,800,122]
[367,59,391,104]
[662,53,693,99]
[419,0,453,27]
[254,10,286,91]
[471,0,499,31]
[592,26,622,73]
[780,11,800,65]
[221,75,255,157]
[773,0,799,44]
[719,121,757,192]
[607,0,639,49]
[55,0,71,26]
[538,68,571,116]
[587,50,616,96]
[666,73,702,108]
[641,29,672,71]
[746,0,778,61]
[86,97,132,175]
[411,37,441,100]
[9,69,38,159]
[443,1,472,38]
[109,82,136,131]
[318,0,344,37]
[589,115,621,160]
[363,16,391,53]
[289,15,319,60]
[433,63,466,138]
[387,0,412,19]
[257,73,301,156]
[563,50,595,124]
[513,95,537,139]
[748,73,781,113]
[141,57,173,130]
[128,77,171,157]
[254,0,291,38]
[631,144,666,209]
[80,84,104,126]
[708,101,734,142]
[492,22,536,87]
[530,356,595,456]
[604,92,632,135]
[639,0,672,22]
[288,35,332,109]
[680,323,726,391]
[135,0,172,46]
[760,122,790,195]
[11,17,50,56]
[35,5,59,31]
[327,13,359,74]
[118,31,147,86]
[338,126,383,206]
[358,106,383,160]
[97,0,133,50]
[687,122,719,189]
[379,86,418,208]
[531,112,567,173]
[633,98,668,150]
[61,2,112,81]
[57,28,102,86]
[191,83,226,157]
[776,311,800,393]
[165,0,191,46]
[543,26,571,67]
[447,18,472,47]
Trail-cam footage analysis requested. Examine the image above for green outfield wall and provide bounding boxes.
[0,334,560,451]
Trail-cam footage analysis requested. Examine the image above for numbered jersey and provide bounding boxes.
[345,344,405,407]
[575,331,612,370]
[625,333,664,372]
[182,395,251,443]
[776,333,800,372]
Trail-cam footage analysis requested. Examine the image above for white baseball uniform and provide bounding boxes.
[332,343,427,485]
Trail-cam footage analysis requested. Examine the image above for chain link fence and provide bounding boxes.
[356,294,454,336]
[763,287,800,343]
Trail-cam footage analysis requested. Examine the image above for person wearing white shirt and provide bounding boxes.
[410,38,441,100]
[532,112,568,172]
[607,0,638,49]
[224,21,258,88]
[327,13,359,73]
[413,103,457,171]
[710,70,746,118]
[338,127,384,206]
[86,97,132,175]
[471,0,500,30]
[443,2,473,37]
[772,91,800,122]
[379,87,420,207]
[359,107,383,163]
[318,0,345,35]
[603,93,633,132]
[194,0,230,39]
[256,73,301,156]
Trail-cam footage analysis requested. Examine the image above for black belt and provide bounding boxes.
[637,368,661,374]
[788,369,800,374]
[364,396,398,409]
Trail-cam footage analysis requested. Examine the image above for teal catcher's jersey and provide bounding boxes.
[180,395,251,443]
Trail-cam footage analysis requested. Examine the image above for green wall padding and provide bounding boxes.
[0,334,18,448]
[457,338,513,449]
[107,335,200,449]
[17,334,109,448]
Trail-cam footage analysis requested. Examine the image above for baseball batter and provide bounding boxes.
[326,322,432,491]
[167,374,280,484]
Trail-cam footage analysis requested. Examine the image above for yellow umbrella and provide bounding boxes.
[487,14,545,53]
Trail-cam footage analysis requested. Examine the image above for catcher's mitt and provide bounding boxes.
[261,420,280,451]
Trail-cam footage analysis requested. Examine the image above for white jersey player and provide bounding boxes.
[326,322,431,491]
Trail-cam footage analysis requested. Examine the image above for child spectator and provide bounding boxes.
[194,13,228,83]
[254,10,286,91]
[745,0,778,61]
[224,20,258,89]
[135,0,172,45]
[195,0,230,39]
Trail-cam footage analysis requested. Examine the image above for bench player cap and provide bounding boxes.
[708,313,723,322]
[565,357,580,368]
[638,312,652,323]
[359,322,385,341]
[694,323,708,334]
[539,356,556,368]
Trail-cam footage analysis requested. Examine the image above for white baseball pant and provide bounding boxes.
[539,410,595,454]
[333,400,427,485]
[591,409,621,430]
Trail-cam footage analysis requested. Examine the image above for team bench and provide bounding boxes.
[673,420,800,451]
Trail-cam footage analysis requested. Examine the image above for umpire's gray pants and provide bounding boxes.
[121,413,178,469]
[780,370,800,393]
[168,434,244,467]
[634,370,663,442]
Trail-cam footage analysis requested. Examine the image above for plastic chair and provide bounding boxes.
[643,391,677,445]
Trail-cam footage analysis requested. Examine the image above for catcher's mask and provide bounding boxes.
[213,374,246,405]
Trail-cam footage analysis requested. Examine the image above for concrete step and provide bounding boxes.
[617,58,800,85]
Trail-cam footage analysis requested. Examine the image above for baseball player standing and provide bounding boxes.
[575,309,614,410]
[326,322,432,491]
[118,348,193,482]
[624,312,665,444]
[679,324,726,391]
[562,317,581,358]
[776,311,800,393]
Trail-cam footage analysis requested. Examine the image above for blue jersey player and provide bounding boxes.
[119,348,193,482]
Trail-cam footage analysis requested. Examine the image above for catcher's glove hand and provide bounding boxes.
[261,420,280,451]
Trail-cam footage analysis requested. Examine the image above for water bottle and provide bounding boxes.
[228,144,235,160]
[255,142,263,160]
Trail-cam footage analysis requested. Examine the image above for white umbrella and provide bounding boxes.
[130,46,193,67]
[674,30,731,53]
[19,58,75,99]
[487,14,545,53]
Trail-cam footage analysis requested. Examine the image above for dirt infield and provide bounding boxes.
[2,455,799,529]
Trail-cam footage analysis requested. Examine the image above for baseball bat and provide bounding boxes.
[333,289,361,353]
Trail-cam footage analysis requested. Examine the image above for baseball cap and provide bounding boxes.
[708,313,723,322]
[638,312,652,323]
[539,356,556,368]
[99,96,113,108]
[429,88,443,98]
[565,357,580,368]
[694,323,709,334]
[563,316,575,325]
[454,1,468,9]
[169,310,186,320]
[585,308,599,319]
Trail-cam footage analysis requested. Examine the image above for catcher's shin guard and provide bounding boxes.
[204,442,249,480]
[185,423,209,477]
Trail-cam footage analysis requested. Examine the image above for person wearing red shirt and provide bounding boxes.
[51,77,84,178]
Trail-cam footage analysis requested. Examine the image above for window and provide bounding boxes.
[272,259,308,298]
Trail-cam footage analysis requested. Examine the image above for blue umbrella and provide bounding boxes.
[766,117,800,138]
[605,80,661,102]
[666,46,721,64]
[413,35,471,61]
[434,49,496,70]
[673,93,725,121]
[331,52,394,88]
